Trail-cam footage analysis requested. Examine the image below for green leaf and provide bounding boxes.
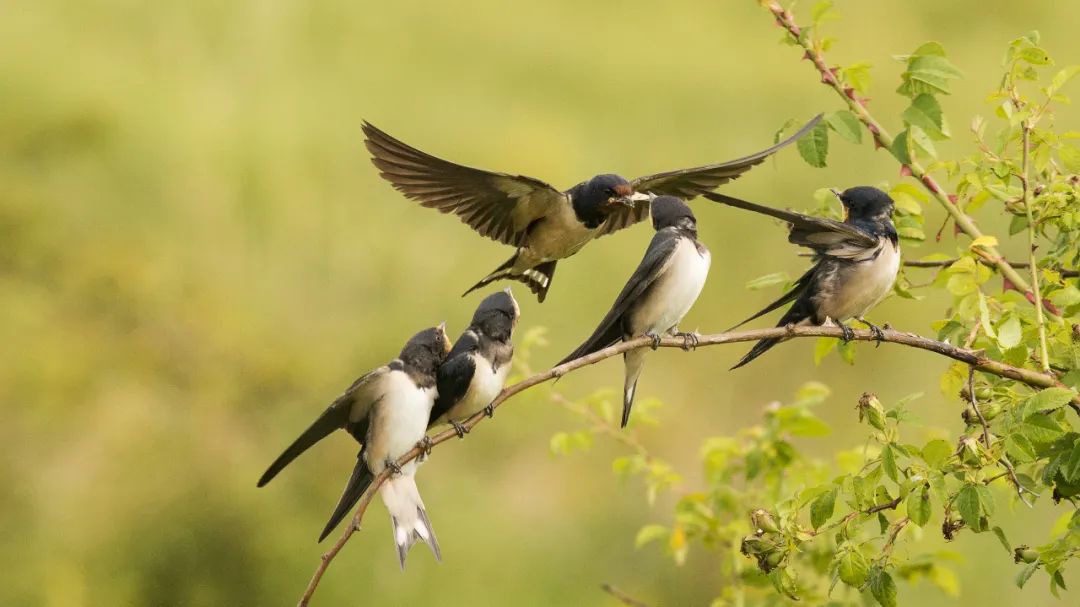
[825,110,863,144]
[869,567,898,607]
[902,94,947,138]
[842,62,872,94]
[908,125,937,159]
[1060,144,1080,173]
[797,120,830,168]
[906,55,964,95]
[991,526,1011,554]
[1024,387,1076,415]
[1016,46,1052,65]
[890,129,912,164]
[838,550,869,587]
[1048,65,1080,96]
[955,485,982,528]
[1063,444,1080,483]
[922,439,952,467]
[811,487,838,529]
[976,485,995,517]
[814,337,838,365]
[881,444,900,482]
[977,292,996,339]
[997,316,1022,349]
[634,524,668,549]
[1023,414,1066,443]
[906,484,931,527]
[1016,563,1038,588]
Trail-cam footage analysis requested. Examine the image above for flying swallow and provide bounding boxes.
[429,289,519,436]
[257,324,452,568]
[705,186,899,368]
[362,115,820,302]
[557,196,710,427]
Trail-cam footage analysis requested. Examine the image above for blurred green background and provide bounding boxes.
[3,1,1078,605]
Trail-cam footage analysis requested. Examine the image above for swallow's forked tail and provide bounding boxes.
[463,253,556,303]
[621,349,648,428]
[382,474,441,569]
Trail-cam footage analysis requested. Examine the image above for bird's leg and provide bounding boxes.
[671,327,699,351]
[483,403,496,418]
[417,436,434,460]
[384,459,403,476]
[837,321,855,343]
[644,330,662,350]
[856,316,886,346]
[449,419,470,439]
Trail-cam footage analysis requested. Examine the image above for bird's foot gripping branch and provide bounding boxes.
[301,322,1080,605]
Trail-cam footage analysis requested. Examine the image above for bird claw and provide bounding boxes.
[646,331,662,350]
[417,436,434,459]
[483,403,496,418]
[838,323,855,343]
[384,459,403,476]
[450,419,469,439]
[857,318,886,346]
[675,331,699,351]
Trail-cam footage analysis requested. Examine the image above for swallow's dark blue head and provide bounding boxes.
[471,288,519,342]
[837,186,894,221]
[651,195,696,231]
[400,323,452,376]
[568,174,639,227]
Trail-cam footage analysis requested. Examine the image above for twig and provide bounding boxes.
[761,0,1054,315]
[903,258,1079,278]
[1020,124,1052,371]
[601,583,652,607]
[997,454,1037,507]
[297,324,1080,605]
[967,366,992,448]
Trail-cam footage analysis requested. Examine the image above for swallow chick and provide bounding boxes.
[557,196,711,427]
[429,289,520,437]
[257,324,452,568]
[362,115,819,302]
[705,186,899,368]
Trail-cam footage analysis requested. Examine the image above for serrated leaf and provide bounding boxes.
[909,125,937,159]
[842,62,872,94]
[906,484,931,527]
[811,487,838,529]
[955,485,981,528]
[797,120,830,168]
[997,316,1022,349]
[1023,414,1066,443]
[1059,144,1080,173]
[890,130,912,164]
[869,567,898,607]
[634,524,668,549]
[881,444,900,482]
[838,550,869,587]
[1063,444,1080,482]
[976,485,995,517]
[825,110,863,144]
[922,439,952,467]
[902,94,947,138]
[1025,387,1076,415]
[1016,563,1038,588]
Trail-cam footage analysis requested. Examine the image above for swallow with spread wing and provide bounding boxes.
[557,196,710,427]
[705,186,899,369]
[362,115,819,302]
[257,324,452,568]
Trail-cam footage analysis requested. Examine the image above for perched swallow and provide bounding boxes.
[429,289,520,435]
[257,324,452,568]
[557,196,711,427]
[705,186,899,369]
[362,115,820,302]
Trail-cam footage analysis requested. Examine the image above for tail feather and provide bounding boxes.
[731,301,814,370]
[258,406,346,488]
[727,266,816,332]
[621,349,648,427]
[464,254,556,302]
[318,456,375,542]
[383,476,441,569]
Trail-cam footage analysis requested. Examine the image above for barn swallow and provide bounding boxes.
[704,186,899,368]
[362,115,820,302]
[429,289,519,436]
[257,324,452,568]
[557,196,710,427]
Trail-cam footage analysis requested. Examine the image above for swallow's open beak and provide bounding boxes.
[829,188,843,200]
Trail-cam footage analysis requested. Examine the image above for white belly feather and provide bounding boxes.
[632,239,711,334]
[364,371,436,477]
[448,354,510,420]
[820,240,900,321]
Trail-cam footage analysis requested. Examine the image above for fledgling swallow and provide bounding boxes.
[557,196,711,427]
[257,324,453,568]
[705,186,899,368]
[429,289,520,436]
[362,115,820,302]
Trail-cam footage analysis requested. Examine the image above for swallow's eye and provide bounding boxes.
[605,188,614,196]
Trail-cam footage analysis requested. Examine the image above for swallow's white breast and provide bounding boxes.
[632,238,711,334]
[365,370,436,476]
[818,238,899,321]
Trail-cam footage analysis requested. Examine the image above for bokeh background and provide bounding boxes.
[3,1,1078,605]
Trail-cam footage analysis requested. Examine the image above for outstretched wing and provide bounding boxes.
[257,367,387,487]
[596,115,823,237]
[558,229,682,365]
[703,191,877,259]
[363,122,566,246]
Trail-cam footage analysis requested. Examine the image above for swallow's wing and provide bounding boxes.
[257,366,387,487]
[558,230,681,364]
[364,122,565,246]
[429,333,479,424]
[596,115,823,237]
[703,192,877,258]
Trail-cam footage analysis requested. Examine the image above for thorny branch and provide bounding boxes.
[761,0,1057,316]
[297,323,1079,605]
